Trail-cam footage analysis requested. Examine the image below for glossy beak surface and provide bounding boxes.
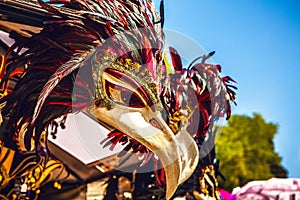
[88,104,199,199]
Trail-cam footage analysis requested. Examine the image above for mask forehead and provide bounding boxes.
[89,42,163,111]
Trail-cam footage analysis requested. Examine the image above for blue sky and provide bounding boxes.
[155,0,300,178]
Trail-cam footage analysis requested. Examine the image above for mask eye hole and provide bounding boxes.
[102,68,153,108]
[105,81,146,108]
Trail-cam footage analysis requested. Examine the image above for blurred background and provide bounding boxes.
[155,0,300,190]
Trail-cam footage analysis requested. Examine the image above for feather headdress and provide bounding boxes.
[0,0,236,199]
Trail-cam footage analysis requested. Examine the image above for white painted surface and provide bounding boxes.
[49,113,123,165]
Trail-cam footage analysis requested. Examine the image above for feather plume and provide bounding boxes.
[31,51,91,125]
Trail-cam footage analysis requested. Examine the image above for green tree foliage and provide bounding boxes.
[216,113,287,191]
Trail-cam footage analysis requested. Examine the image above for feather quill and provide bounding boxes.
[31,51,91,125]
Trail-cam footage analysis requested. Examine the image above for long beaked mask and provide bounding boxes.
[72,33,200,199]
[0,0,236,199]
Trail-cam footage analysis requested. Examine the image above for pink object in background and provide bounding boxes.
[219,189,237,200]
[235,178,300,200]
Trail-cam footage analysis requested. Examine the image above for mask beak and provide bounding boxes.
[88,105,199,199]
